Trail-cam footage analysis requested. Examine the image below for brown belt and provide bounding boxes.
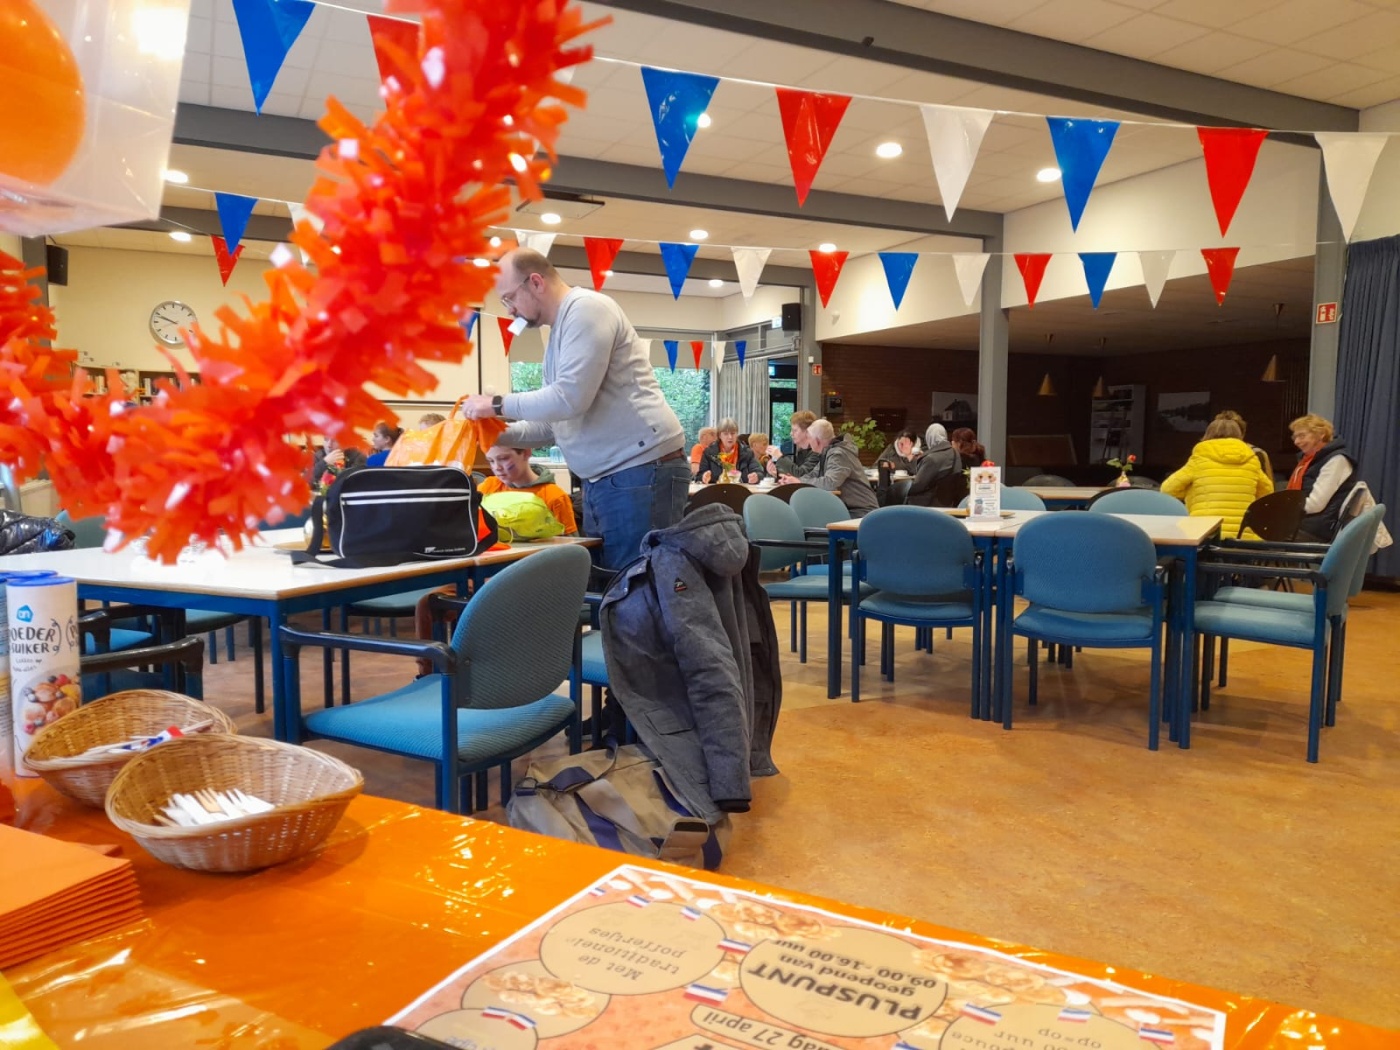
[654,448,685,463]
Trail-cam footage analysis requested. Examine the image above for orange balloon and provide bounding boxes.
[0,0,85,186]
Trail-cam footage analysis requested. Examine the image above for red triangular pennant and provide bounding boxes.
[1197,128,1268,237]
[211,235,244,286]
[809,250,849,308]
[583,237,623,291]
[776,88,852,206]
[1014,253,1052,308]
[366,14,418,85]
[1200,247,1240,306]
[690,340,705,369]
[497,314,516,354]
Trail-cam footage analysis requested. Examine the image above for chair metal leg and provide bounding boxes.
[251,618,265,715]
[789,601,797,653]
[321,609,334,709]
[1027,638,1038,705]
[1199,634,1213,709]
[339,605,351,706]
[798,601,807,664]
[1217,638,1229,687]
[590,685,603,749]
[945,627,953,640]
[851,614,863,703]
[881,623,893,681]
[476,770,489,810]
[1307,642,1326,763]
[1325,619,1345,726]
[1147,634,1162,751]
[207,631,218,664]
[224,626,235,661]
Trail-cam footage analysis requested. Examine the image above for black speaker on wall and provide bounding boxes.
[781,302,802,331]
[45,244,69,286]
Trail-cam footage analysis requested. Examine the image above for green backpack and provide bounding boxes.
[480,490,565,541]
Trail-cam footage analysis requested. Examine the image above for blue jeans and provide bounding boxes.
[583,457,691,573]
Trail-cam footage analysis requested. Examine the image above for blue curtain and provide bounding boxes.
[1335,235,1400,577]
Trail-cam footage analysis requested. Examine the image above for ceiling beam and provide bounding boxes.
[593,0,1358,133]
[174,104,999,239]
[120,207,816,285]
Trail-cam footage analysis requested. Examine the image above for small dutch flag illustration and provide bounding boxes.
[895,1042,924,1050]
[481,1007,536,1030]
[1139,1026,1175,1044]
[682,905,703,921]
[683,983,730,1004]
[718,938,752,955]
[626,894,651,908]
[961,1004,1003,1025]
[1059,1008,1094,1023]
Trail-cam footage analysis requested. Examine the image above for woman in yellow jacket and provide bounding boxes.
[1160,417,1273,538]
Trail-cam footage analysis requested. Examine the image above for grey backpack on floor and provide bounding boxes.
[507,744,730,870]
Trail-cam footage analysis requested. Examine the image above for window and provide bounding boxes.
[508,361,712,447]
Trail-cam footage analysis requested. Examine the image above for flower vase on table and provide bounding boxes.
[1107,454,1137,488]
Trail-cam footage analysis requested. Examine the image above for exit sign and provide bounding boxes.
[811,363,822,376]
[1316,302,1339,324]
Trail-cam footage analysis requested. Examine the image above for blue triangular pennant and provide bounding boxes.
[640,67,721,189]
[214,193,259,255]
[735,339,747,369]
[1079,252,1117,309]
[1046,117,1119,231]
[464,309,479,341]
[231,0,317,113]
[878,252,918,310]
[664,339,679,372]
[659,243,700,299]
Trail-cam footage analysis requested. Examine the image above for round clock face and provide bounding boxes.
[149,300,197,346]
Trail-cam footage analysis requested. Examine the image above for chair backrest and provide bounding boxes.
[1320,508,1381,617]
[450,543,590,709]
[1087,489,1186,516]
[1014,514,1157,612]
[742,494,807,572]
[957,486,1047,512]
[1344,504,1385,598]
[686,484,751,517]
[857,507,975,595]
[790,486,852,528]
[1127,475,1160,489]
[930,471,968,508]
[1237,490,1304,541]
[55,510,106,549]
[765,482,806,503]
[1023,474,1075,487]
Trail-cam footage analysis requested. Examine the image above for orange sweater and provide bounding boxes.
[478,473,578,535]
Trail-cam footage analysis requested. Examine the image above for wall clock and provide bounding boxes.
[149,300,197,346]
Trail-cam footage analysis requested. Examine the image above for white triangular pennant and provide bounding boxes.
[921,105,995,222]
[287,202,323,264]
[950,253,990,307]
[1315,132,1389,242]
[515,229,557,256]
[712,340,725,374]
[731,247,771,300]
[1137,250,1176,308]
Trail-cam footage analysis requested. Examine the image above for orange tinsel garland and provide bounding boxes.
[0,0,598,562]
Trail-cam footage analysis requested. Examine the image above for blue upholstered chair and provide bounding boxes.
[79,611,205,699]
[1002,514,1169,749]
[850,508,981,712]
[958,487,1047,512]
[1192,506,1382,760]
[790,486,853,531]
[1087,489,1187,516]
[280,543,591,813]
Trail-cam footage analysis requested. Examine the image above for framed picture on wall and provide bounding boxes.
[1157,391,1211,433]
[931,391,977,424]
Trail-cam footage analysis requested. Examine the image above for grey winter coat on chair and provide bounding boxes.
[599,504,781,824]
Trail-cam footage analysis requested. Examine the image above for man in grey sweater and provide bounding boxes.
[461,249,688,571]
[778,417,878,517]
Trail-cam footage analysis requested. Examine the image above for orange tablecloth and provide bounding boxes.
[4,782,1392,1049]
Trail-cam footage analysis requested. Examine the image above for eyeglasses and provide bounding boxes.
[499,275,533,309]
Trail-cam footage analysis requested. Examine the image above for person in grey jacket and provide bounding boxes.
[461,249,689,572]
[906,423,960,507]
[599,505,781,824]
[779,418,879,517]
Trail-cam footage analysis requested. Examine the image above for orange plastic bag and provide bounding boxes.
[385,398,507,471]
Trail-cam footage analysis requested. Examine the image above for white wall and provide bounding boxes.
[1000,139,1321,308]
[0,233,21,259]
[815,247,982,342]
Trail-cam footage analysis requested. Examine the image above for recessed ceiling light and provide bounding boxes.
[540,212,562,225]
[689,229,708,240]
[1036,167,1061,183]
[708,278,724,288]
[489,235,501,248]
[163,169,189,184]
[817,242,837,253]
[473,257,490,268]
[696,112,712,129]
[875,141,902,159]
[169,231,192,242]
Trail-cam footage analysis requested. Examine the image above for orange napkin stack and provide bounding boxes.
[0,825,143,970]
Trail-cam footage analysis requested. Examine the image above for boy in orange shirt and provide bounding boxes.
[479,440,578,535]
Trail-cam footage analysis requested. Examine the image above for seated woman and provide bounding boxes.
[949,427,985,470]
[905,424,960,507]
[1160,417,1272,538]
[690,426,717,476]
[778,418,878,517]
[1287,413,1356,540]
[696,418,761,484]
[876,428,923,475]
[365,422,403,466]
[747,432,777,478]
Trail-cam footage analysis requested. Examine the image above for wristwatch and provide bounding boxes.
[491,395,504,416]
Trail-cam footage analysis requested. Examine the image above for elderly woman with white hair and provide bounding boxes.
[904,423,960,507]
[778,418,879,517]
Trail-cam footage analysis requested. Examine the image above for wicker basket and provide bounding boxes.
[104,735,363,873]
[23,690,237,807]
